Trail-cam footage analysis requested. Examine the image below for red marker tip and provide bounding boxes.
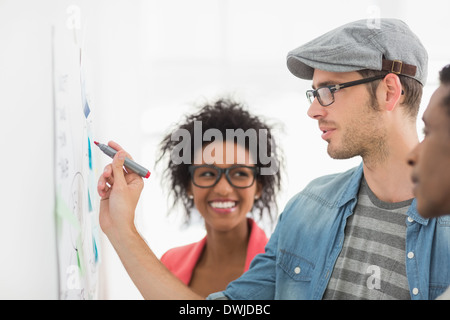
[145,171,151,179]
[94,141,99,146]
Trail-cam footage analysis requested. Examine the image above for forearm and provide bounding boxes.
[98,146,201,299]
[107,227,203,300]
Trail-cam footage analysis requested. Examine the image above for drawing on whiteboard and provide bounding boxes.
[52,8,100,299]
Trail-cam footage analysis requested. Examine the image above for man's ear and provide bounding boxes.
[381,73,403,111]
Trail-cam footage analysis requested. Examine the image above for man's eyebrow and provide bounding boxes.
[312,81,338,90]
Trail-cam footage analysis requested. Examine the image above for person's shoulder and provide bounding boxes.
[306,166,360,189]
[160,238,206,284]
[161,242,196,260]
[160,238,206,266]
[285,165,362,209]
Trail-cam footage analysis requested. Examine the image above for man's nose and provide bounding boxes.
[406,143,419,167]
[307,98,327,120]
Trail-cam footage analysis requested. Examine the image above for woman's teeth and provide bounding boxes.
[210,201,236,209]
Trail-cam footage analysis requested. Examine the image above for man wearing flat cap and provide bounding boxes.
[209,19,450,300]
[91,19,450,301]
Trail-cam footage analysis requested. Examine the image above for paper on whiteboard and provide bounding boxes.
[52,6,100,299]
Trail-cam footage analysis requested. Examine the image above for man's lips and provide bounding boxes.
[320,126,336,140]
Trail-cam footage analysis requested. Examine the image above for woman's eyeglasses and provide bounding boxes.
[188,164,259,189]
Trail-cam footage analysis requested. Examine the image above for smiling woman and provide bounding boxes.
[187,142,261,234]
[155,98,283,297]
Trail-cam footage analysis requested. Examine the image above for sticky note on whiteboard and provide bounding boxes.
[83,100,90,118]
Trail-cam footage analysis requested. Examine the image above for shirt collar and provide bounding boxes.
[407,199,429,226]
[338,163,364,207]
[338,162,429,226]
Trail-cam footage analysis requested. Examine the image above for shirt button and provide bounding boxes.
[407,251,415,259]
[412,288,419,295]
[407,216,414,223]
[294,266,301,274]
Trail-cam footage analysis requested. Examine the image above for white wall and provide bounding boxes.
[0,0,58,299]
[1,0,449,299]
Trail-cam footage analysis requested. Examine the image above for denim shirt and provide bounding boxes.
[208,164,450,300]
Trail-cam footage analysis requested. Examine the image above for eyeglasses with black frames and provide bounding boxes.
[306,75,386,107]
[188,164,259,189]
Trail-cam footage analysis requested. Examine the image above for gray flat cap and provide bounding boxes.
[287,19,428,85]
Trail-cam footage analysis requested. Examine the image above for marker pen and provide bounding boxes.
[94,141,151,179]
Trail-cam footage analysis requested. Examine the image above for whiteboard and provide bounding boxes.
[52,8,100,299]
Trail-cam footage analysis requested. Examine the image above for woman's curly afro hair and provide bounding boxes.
[156,98,283,225]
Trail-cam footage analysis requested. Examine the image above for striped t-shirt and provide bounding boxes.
[323,178,413,300]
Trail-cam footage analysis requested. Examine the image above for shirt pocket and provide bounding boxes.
[278,249,315,281]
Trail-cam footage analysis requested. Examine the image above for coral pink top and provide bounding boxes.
[160,218,268,285]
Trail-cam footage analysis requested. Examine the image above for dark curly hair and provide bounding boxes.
[156,98,283,225]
